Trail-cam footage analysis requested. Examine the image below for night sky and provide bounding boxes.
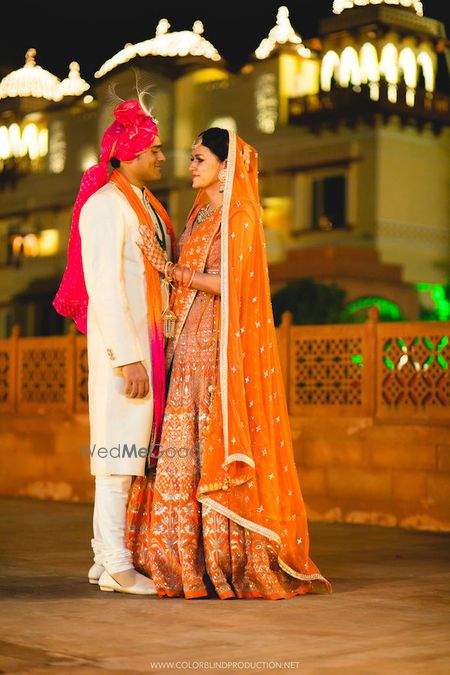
[1,1,449,83]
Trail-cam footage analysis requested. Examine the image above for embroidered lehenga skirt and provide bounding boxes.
[127,223,319,600]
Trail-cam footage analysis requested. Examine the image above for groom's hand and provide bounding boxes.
[122,362,150,399]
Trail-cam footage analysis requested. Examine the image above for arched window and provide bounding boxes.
[380,43,398,84]
[8,123,21,157]
[0,126,10,160]
[0,122,48,165]
[320,51,340,92]
[339,46,361,87]
[399,48,417,89]
[360,43,379,84]
[380,43,399,102]
[20,123,40,160]
[399,47,417,106]
[417,51,435,92]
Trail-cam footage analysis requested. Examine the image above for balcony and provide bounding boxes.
[288,84,450,132]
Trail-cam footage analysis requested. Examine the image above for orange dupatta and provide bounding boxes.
[194,133,331,590]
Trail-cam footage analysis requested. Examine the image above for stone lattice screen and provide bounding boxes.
[75,335,88,413]
[0,329,16,413]
[0,318,449,424]
[277,313,449,423]
[16,335,75,413]
[279,317,375,418]
[376,322,450,422]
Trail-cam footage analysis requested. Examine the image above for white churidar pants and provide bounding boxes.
[91,475,133,574]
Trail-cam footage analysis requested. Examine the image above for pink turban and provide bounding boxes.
[53,99,159,334]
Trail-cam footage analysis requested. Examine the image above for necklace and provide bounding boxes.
[196,203,221,224]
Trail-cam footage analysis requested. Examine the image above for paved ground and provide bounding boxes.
[0,496,449,675]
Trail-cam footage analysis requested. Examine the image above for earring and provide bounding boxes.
[218,168,226,193]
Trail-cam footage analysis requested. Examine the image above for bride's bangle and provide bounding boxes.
[164,260,174,281]
[170,263,181,284]
[186,269,196,288]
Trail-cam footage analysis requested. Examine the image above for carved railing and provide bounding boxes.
[376,322,449,422]
[0,325,17,414]
[0,314,449,423]
[0,326,86,415]
[75,335,89,414]
[277,311,449,423]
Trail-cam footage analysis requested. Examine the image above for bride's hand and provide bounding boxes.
[137,224,166,274]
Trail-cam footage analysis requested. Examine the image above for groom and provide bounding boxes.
[53,99,175,595]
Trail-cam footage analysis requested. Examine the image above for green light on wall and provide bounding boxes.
[384,357,395,370]
[438,336,449,351]
[424,337,434,351]
[351,354,363,368]
[345,297,403,322]
[437,354,448,370]
[417,283,450,321]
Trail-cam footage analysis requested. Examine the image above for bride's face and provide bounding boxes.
[189,144,224,190]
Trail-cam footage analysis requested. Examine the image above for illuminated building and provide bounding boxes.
[0,3,448,336]
[287,0,449,319]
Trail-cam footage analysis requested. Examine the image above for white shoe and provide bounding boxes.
[98,570,158,595]
[88,562,105,584]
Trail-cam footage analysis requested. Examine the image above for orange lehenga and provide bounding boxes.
[127,133,331,599]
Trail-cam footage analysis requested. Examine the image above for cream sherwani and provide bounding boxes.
[80,181,171,477]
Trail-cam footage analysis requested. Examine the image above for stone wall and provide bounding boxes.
[1,316,449,531]
[292,417,450,531]
[1,410,449,532]
[0,413,92,503]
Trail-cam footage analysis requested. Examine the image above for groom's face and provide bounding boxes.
[132,137,166,182]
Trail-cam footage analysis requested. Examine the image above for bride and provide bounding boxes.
[128,127,331,599]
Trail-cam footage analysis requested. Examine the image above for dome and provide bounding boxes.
[332,0,424,16]
[255,6,311,60]
[95,19,222,78]
[59,62,90,97]
[0,49,63,101]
